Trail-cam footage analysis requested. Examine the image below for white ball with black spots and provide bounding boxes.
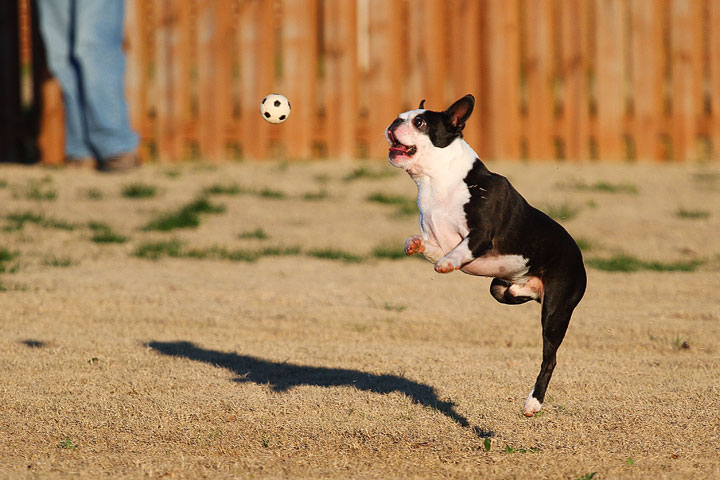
[260,94,291,124]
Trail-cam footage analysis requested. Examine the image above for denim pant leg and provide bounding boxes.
[74,0,138,159]
[36,0,93,158]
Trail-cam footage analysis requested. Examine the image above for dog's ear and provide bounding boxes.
[418,99,426,109]
[445,95,474,131]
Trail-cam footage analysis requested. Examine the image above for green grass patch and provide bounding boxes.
[258,188,286,199]
[202,182,244,196]
[134,240,300,262]
[367,192,417,217]
[0,179,7,188]
[543,202,581,221]
[20,177,57,201]
[0,247,18,263]
[92,230,128,244]
[58,438,77,450]
[143,197,225,231]
[302,190,330,201]
[576,473,597,480]
[371,243,407,260]
[587,254,702,272]
[122,183,157,199]
[88,222,127,243]
[42,255,77,268]
[83,188,103,200]
[134,239,184,260]
[238,228,269,240]
[503,445,539,454]
[0,247,20,274]
[4,212,77,232]
[24,184,57,201]
[259,246,302,257]
[559,180,639,194]
[675,207,710,220]
[307,248,365,263]
[343,166,394,182]
[383,303,407,312]
[367,192,410,205]
[574,238,593,251]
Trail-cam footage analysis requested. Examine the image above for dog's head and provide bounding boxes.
[385,95,475,174]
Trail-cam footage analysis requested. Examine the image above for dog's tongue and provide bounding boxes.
[389,144,409,153]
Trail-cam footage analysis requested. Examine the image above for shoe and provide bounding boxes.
[64,156,96,169]
[97,152,140,172]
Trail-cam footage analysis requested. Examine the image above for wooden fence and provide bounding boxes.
[35,0,720,163]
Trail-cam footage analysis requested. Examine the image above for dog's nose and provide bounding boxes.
[386,118,403,143]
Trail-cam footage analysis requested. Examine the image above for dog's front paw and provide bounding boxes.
[434,257,459,274]
[404,235,425,256]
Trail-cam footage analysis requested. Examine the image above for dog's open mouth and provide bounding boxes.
[387,130,416,158]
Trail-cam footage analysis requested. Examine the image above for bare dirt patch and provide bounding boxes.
[1,160,719,479]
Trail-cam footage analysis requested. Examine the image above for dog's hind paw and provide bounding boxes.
[523,393,542,417]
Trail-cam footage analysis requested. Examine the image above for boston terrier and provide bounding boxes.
[385,95,587,417]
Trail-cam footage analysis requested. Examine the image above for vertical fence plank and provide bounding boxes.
[154,0,192,162]
[154,1,173,162]
[630,0,663,161]
[38,79,65,164]
[710,0,720,160]
[124,0,148,160]
[280,0,318,159]
[450,0,483,153]
[486,0,521,159]
[197,0,232,162]
[594,0,626,161]
[239,0,274,160]
[422,0,446,108]
[524,0,555,160]
[366,0,403,159]
[324,0,358,159]
[670,0,703,161]
[560,0,589,161]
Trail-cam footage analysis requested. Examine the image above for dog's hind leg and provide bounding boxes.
[490,278,540,305]
[522,273,585,417]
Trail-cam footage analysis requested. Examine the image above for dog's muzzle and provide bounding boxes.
[386,125,417,158]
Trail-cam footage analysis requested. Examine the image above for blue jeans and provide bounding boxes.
[36,0,138,160]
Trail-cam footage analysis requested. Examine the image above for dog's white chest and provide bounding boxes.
[417,178,470,254]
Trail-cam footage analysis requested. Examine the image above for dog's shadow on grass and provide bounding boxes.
[148,340,489,435]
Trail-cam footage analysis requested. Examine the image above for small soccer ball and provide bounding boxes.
[260,94,291,124]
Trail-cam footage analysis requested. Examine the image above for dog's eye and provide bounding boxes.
[413,116,426,130]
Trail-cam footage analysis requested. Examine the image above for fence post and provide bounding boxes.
[594,0,627,161]
[630,0,663,162]
[238,0,274,161]
[324,0,358,160]
[124,0,150,161]
[486,0,521,160]
[448,0,484,155]
[710,0,720,161]
[670,0,703,162]
[524,0,555,161]
[197,0,233,162]
[560,0,590,162]
[280,0,318,159]
[366,0,403,159]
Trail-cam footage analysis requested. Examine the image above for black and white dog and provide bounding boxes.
[385,95,586,416]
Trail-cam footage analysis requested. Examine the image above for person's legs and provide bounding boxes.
[36,0,93,159]
[73,0,138,160]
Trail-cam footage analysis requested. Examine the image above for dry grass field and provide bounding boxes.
[1,159,719,479]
